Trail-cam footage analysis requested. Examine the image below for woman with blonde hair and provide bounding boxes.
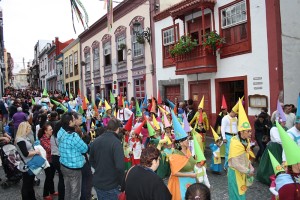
[15,121,41,200]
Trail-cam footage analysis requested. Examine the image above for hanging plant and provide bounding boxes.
[170,35,198,57]
[136,35,145,44]
[202,31,225,53]
[119,43,127,50]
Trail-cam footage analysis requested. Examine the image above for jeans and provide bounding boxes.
[60,164,82,200]
[21,172,36,200]
[80,161,93,200]
[95,187,120,200]
[43,163,56,196]
[52,155,65,200]
[224,134,233,169]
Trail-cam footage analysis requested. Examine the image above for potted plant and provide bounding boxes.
[136,35,145,44]
[119,43,127,50]
[170,35,198,57]
[202,31,225,53]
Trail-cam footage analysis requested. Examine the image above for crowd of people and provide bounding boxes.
[0,87,299,200]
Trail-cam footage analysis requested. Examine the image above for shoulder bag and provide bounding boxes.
[118,166,134,200]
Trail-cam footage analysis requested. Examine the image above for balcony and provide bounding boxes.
[45,69,57,80]
[173,45,217,75]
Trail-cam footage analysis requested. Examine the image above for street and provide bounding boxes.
[0,137,271,200]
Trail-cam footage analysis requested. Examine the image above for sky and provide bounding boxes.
[0,0,121,73]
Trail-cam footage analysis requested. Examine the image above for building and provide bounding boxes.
[0,6,4,97]
[12,68,28,89]
[38,43,51,89]
[61,38,81,96]
[6,51,13,86]
[45,37,73,91]
[78,0,173,101]
[154,0,299,126]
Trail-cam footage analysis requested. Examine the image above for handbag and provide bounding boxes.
[118,166,134,200]
[26,155,46,175]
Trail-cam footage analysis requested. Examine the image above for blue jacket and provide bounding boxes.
[58,127,88,169]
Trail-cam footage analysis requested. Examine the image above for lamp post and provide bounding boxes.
[132,20,151,43]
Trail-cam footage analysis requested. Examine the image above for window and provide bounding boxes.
[84,52,91,71]
[93,47,100,70]
[219,0,251,58]
[65,57,68,78]
[132,25,143,57]
[162,24,179,66]
[69,54,73,76]
[134,79,145,100]
[221,0,247,29]
[119,81,127,97]
[103,42,111,66]
[74,51,78,65]
[117,36,126,62]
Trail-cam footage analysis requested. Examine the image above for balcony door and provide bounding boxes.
[187,14,211,44]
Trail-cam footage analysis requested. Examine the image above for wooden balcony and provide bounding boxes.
[173,45,217,75]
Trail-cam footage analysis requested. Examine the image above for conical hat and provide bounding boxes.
[268,150,285,176]
[163,112,171,128]
[210,126,220,142]
[238,99,251,131]
[91,122,95,128]
[166,99,175,109]
[105,100,111,111]
[193,132,206,162]
[118,94,123,106]
[68,103,72,112]
[164,134,172,145]
[147,121,156,137]
[157,90,162,104]
[150,98,157,113]
[85,97,89,104]
[78,105,84,114]
[232,96,244,113]
[158,105,170,115]
[296,94,300,123]
[135,101,142,117]
[171,110,188,140]
[42,88,48,97]
[124,114,133,131]
[82,96,88,110]
[183,112,192,132]
[276,122,300,165]
[69,93,73,99]
[221,95,227,109]
[198,96,204,109]
[152,115,160,130]
[31,98,36,105]
[276,100,286,122]
[93,105,99,116]
[110,91,115,104]
[134,120,145,134]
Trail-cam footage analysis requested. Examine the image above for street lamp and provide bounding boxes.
[132,20,151,43]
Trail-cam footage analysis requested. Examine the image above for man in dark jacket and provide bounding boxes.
[90,118,124,200]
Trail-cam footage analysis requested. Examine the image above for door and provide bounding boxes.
[165,85,180,103]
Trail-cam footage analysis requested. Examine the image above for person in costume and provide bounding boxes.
[274,122,300,200]
[214,95,228,158]
[221,97,240,170]
[129,129,143,166]
[286,95,300,146]
[168,110,197,200]
[123,115,134,171]
[257,100,286,185]
[193,131,210,188]
[88,122,96,143]
[209,126,223,174]
[117,94,133,125]
[102,100,113,127]
[189,96,209,133]
[228,99,255,200]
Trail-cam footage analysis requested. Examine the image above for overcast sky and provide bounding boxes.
[0,0,121,73]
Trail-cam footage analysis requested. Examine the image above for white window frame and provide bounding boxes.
[74,51,78,65]
[117,36,126,50]
[93,47,100,70]
[69,54,73,74]
[103,42,111,56]
[221,0,247,29]
[85,52,91,71]
[163,27,176,46]
[132,25,144,57]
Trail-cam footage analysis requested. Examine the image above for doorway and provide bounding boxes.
[105,83,112,101]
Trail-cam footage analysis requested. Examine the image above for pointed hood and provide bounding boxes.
[142,95,148,109]
[276,122,300,165]
[85,96,89,104]
[276,100,286,122]
[152,115,160,130]
[82,96,88,110]
[158,105,170,115]
[221,95,227,109]
[232,96,244,113]
[296,93,300,123]
[42,88,48,97]
[124,114,133,131]
[150,98,157,114]
[268,150,285,176]
[134,120,145,134]
[183,112,192,132]
[238,99,251,131]
[171,110,188,141]
[166,99,175,109]
[110,91,115,104]
[78,105,84,115]
[104,100,112,111]
[157,90,162,104]
[91,122,95,128]
[163,112,171,128]
[210,126,220,142]
[193,132,206,162]
[93,104,99,116]
[198,96,204,109]
[31,98,36,105]
[135,100,142,117]
[147,121,156,137]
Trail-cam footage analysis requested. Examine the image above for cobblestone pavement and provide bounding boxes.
[0,137,271,200]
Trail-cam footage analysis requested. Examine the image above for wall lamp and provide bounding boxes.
[132,20,151,43]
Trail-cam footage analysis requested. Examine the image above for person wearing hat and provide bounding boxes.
[257,100,287,185]
[228,100,255,200]
[189,96,209,134]
[102,100,114,127]
[117,95,133,125]
[275,122,300,200]
[285,95,300,146]
[221,98,240,170]
[209,126,223,174]
[168,110,197,200]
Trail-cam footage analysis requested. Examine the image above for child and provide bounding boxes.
[193,132,210,188]
[129,132,142,166]
[185,183,211,200]
[209,126,223,174]
[88,122,96,143]
[123,129,132,172]
[196,122,206,152]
